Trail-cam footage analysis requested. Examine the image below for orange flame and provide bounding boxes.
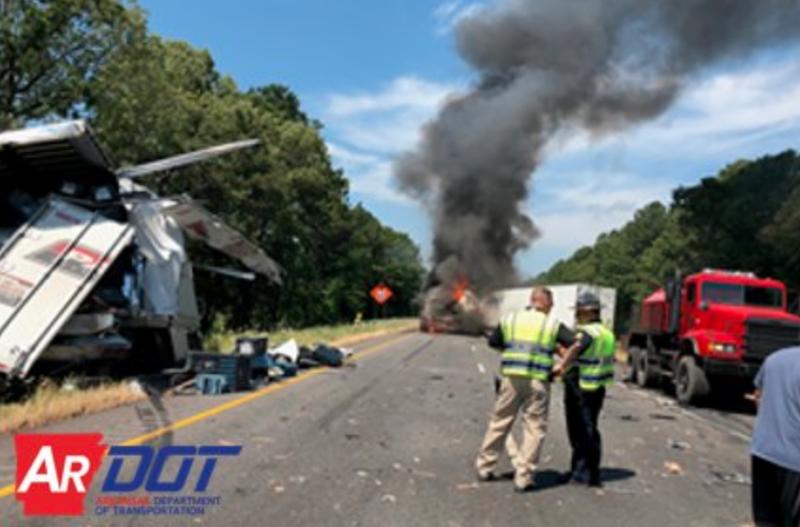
[452,276,468,302]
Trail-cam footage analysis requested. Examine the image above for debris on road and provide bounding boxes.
[381,494,397,504]
[711,470,751,486]
[668,439,692,451]
[186,336,358,395]
[663,461,684,475]
[650,413,677,421]
[456,482,480,491]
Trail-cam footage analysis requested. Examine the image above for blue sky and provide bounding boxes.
[139,0,800,278]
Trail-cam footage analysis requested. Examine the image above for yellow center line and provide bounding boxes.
[0,332,415,501]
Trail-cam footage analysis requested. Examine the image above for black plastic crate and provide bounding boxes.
[236,336,268,356]
[190,352,251,391]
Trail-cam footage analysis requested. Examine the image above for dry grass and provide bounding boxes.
[0,381,146,434]
[206,318,418,352]
[0,319,417,434]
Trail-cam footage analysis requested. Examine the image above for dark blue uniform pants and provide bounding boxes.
[564,375,605,485]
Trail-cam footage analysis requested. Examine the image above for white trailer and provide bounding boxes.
[0,120,282,391]
[484,284,617,332]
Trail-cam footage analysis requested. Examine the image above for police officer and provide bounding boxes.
[555,292,616,487]
[477,287,592,492]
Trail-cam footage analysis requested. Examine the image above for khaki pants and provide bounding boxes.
[476,376,550,487]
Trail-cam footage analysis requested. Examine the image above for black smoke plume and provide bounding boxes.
[396,0,800,293]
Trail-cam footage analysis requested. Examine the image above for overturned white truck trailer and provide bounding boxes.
[0,121,280,393]
[484,284,617,331]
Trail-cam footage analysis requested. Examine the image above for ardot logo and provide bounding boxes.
[15,434,106,516]
[14,434,243,518]
[103,445,242,493]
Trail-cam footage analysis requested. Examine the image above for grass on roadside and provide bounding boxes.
[0,318,417,434]
[205,317,418,352]
[0,380,146,434]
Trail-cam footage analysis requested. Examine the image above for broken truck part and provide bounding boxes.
[0,120,281,394]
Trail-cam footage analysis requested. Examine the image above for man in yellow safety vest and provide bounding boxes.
[477,287,593,492]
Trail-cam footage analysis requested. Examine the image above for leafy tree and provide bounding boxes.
[0,0,145,128]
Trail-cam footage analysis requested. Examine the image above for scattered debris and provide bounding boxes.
[711,470,751,486]
[381,494,397,504]
[663,461,684,475]
[668,439,691,451]
[456,482,480,491]
[619,414,640,422]
[356,471,369,478]
[650,413,677,421]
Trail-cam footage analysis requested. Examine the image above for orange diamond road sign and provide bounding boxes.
[370,284,393,305]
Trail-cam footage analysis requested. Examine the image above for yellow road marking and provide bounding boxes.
[0,332,414,501]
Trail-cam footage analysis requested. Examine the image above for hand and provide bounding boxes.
[551,363,565,379]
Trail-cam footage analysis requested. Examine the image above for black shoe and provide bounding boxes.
[588,476,603,488]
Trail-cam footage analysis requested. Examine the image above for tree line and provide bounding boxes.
[0,0,425,330]
[533,150,800,331]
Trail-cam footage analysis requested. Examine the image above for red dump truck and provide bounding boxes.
[628,269,800,405]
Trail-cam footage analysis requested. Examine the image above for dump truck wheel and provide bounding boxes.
[633,347,657,388]
[675,355,710,406]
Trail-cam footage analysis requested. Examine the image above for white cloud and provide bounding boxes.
[322,76,462,203]
[327,76,458,118]
[545,58,800,160]
[530,169,672,251]
[327,142,412,205]
[433,1,484,35]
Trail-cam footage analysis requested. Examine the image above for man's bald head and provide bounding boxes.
[530,287,553,314]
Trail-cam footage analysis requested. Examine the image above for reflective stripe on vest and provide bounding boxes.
[575,322,616,390]
[500,310,559,381]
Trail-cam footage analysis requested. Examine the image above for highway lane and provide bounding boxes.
[0,333,754,526]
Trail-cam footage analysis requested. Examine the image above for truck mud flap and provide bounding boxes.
[0,198,133,378]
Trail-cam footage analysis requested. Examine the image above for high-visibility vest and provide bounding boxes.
[500,310,559,381]
[574,322,616,391]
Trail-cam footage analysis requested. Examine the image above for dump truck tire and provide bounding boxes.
[631,346,658,388]
[675,355,710,406]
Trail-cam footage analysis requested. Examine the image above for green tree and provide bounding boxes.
[0,0,145,128]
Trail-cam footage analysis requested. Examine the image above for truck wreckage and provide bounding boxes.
[0,121,281,398]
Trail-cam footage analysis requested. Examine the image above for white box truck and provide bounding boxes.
[483,284,617,331]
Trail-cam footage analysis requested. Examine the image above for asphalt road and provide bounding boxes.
[0,332,756,526]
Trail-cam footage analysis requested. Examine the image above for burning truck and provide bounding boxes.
[419,276,488,334]
[0,121,281,399]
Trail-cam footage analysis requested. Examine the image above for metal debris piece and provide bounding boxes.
[711,470,751,486]
[668,439,691,451]
[650,413,677,421]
